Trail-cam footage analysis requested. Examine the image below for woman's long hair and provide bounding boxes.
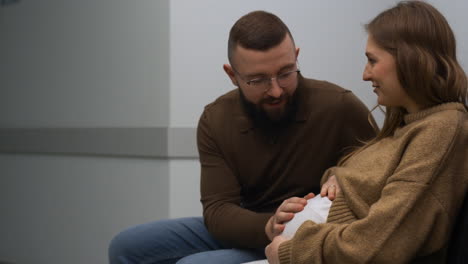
[340,1,467,165]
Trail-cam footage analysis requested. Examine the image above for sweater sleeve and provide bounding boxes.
[278,112,464,263]
[197,108,272,248]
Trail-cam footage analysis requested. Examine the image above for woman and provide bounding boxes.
[265,1,468,263]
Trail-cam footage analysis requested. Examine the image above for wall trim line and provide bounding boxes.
[0,127,198,158]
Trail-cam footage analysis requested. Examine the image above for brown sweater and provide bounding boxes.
[197,76,376,248]
[278,103,468,263]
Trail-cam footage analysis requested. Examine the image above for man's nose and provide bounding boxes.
[266,79,283,98]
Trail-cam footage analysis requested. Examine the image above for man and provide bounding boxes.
[109,10,376,264]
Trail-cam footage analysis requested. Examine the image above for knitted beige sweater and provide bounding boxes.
[278,103,468,264]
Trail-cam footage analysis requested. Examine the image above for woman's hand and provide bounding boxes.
[265,235,289,264]
[320,175,341,201]
[265,194,314,241]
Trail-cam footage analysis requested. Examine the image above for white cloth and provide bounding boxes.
[242,196,332,264]
[281,195,332,239]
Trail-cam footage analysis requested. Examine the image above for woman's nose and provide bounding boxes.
[362,64,371,81]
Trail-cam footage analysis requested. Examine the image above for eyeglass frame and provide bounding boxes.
[231,64,301,93]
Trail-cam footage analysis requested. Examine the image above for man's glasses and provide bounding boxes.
[233,67,300,93]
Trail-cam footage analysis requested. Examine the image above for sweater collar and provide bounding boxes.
[237,74,309,133]
[404,102,467,125]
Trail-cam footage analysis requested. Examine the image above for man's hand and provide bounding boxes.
[265,194,314,241]
[320,175,341,201]
[265,235,289,264]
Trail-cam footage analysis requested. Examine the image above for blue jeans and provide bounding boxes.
[108,217,266,264]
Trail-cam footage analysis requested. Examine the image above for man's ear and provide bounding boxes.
[223,64,238,86]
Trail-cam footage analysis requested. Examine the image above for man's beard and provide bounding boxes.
[239,89,298,129]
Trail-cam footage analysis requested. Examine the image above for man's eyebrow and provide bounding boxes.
[244,72,267,79]
[245,63,297,79]
[279,63,297,72]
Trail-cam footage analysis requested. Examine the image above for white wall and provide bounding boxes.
[428,0,468,69]
[0,154,169,264]
[0,1,171,264]
[169,160,201,218]
[0,0,170,127]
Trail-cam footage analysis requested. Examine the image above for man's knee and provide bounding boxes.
[176,251,211,264]
[108,229,133,264]
[108,218,206,264]
[176,249,265,264]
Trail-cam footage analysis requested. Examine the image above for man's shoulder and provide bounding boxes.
[302,77,350,95]
[203,89,239,112]
[200,89,241,125]
[300,77,362,108]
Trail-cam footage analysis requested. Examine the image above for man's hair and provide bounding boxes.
[366,0,467,138]
[227,11,295,66]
